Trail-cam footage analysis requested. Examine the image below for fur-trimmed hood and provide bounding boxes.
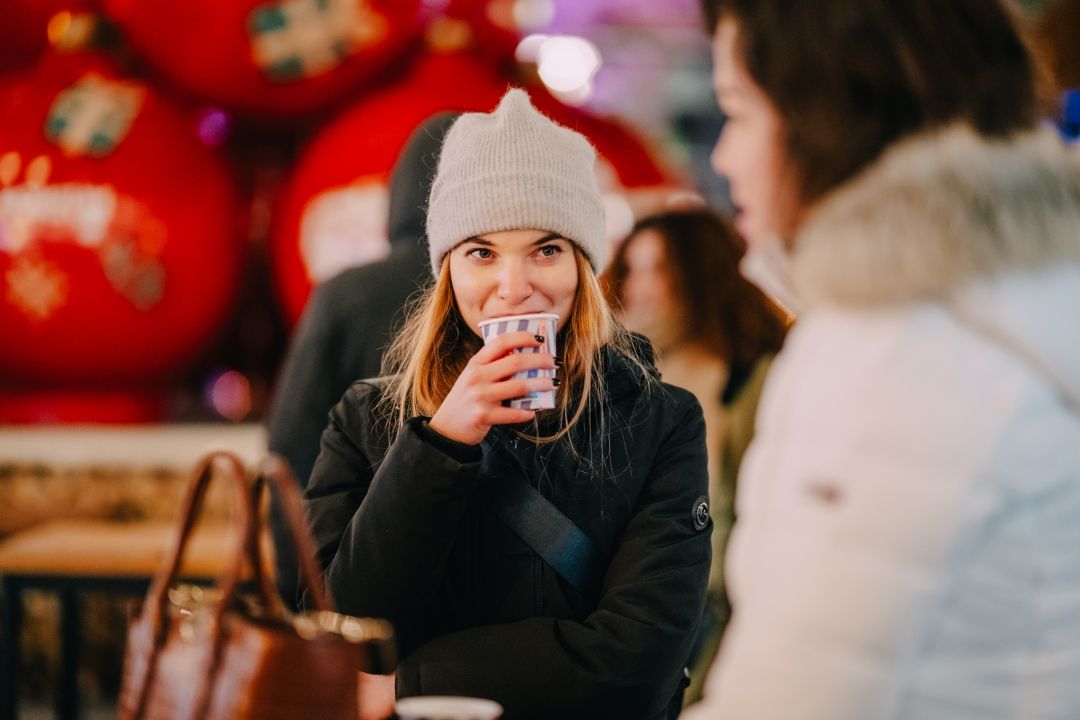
[794,124,1080,305]
[793,124,1080,407]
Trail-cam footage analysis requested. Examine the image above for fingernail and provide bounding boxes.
[535,335,545,343]
[552,378,562,387]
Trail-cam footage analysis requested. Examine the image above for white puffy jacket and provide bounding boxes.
[685,125,1080,720]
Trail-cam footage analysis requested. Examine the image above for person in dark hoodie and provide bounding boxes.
[266,112,459,607]
[305,89,710,720]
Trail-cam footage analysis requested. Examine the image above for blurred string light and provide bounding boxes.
[205,369,252,421]
[46,11,97,51]
[537,36,601,91]
[195,108,231,146]
[516,33,602,105]
[514,34,548,63]
[512,0,556,30]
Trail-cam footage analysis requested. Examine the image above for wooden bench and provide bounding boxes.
[0,520,236,720]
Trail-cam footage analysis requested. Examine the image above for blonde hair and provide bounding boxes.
[379,246,650,446]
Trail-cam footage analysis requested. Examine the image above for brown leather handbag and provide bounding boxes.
[118,452,395,720]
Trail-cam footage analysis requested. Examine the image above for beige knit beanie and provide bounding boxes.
[426,88,608,277]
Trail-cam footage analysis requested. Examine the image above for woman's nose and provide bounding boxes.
[497,262,532,303]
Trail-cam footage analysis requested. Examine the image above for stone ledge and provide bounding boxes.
[0,423,267,537]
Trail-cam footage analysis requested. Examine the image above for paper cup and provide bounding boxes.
[477,313,558,410]
[395,696,503,720]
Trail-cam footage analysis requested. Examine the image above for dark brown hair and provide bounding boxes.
[602,208,789,376]
[1037,0,1080,90]
[701,0,1041,204]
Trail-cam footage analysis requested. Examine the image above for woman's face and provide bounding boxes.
[449,228,579,336]
[710,18,802,246]
[618,229,686,349]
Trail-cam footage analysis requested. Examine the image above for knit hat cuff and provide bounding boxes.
[427,172,607,273]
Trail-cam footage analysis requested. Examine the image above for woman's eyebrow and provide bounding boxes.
[465,233,564,245]
[531,233,564,245]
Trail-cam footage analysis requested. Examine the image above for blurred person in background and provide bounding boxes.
[305,89,710,720]
[602,207,788,704]
[684,0,1080,718]
[266,112,459,608]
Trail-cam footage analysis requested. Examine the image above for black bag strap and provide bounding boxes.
[488,474,603,595]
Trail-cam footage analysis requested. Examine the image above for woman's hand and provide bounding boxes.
[429,330,557,445]
[357,671,396,720]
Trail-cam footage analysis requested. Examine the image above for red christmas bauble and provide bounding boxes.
[529,87,671,189]
[441,0,521,66]
[0,53,244,420]
[101,0,424,117]
[269,51,510,324]
[0,1,54,72]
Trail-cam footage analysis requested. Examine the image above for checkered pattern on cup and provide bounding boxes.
[478,313,558,410]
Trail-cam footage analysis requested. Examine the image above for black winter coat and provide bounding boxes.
[305,346,711,720]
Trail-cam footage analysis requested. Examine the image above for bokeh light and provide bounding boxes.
[513,0,555,30]
[195,108,231,146]
[205,369,253,421]
[536,35,601,95]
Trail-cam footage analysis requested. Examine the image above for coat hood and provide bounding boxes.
[387,112,460,248]
[792,123,1080,407]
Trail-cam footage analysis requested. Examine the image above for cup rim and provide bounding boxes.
[394,695,503,718]
[477,313,559,329]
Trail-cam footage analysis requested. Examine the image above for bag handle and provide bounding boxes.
[128,450,255,720]
[128,453,341,720]
[250,454,337,613]
[185,457,339,717]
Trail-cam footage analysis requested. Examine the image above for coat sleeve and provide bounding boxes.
[304,384,483,639]
[395,397,711,720]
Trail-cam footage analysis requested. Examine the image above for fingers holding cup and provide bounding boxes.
[478,314,559,410]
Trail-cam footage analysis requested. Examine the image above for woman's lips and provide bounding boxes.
[484,310,549,319]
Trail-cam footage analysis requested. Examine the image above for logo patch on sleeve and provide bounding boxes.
[692,496,710,531]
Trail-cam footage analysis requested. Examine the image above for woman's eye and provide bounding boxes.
[537,245,561,258]
[466,247,493,260]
